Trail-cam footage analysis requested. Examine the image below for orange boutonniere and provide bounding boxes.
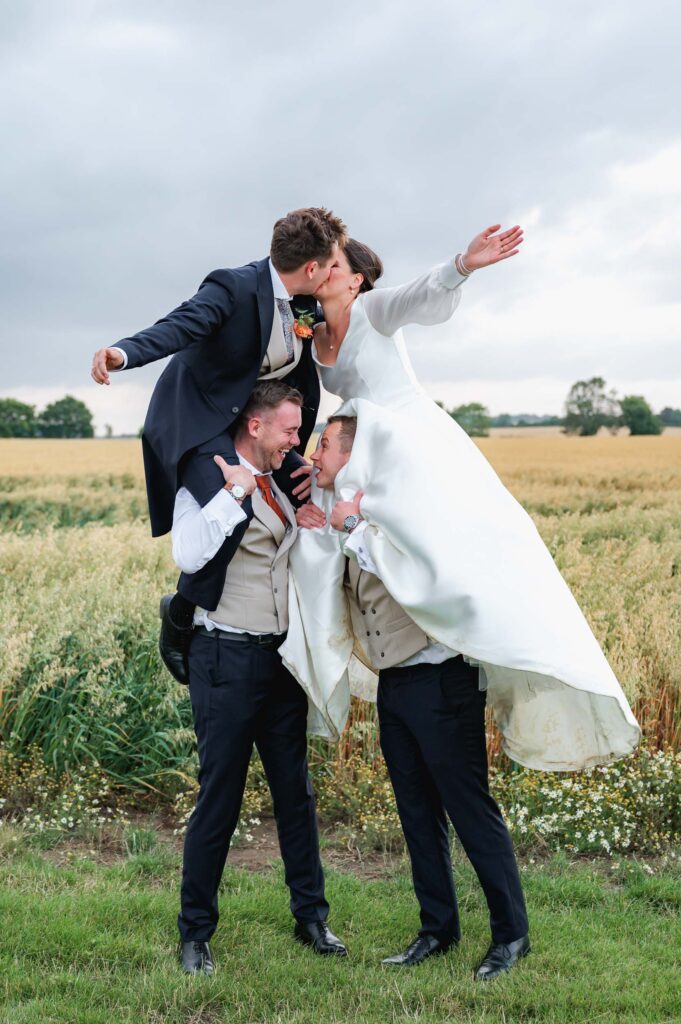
[293,309,315,339]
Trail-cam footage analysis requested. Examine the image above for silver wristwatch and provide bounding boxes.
[229,483,246,501]
[343,513,361,533]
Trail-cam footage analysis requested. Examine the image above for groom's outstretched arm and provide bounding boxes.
[91,275,236,383]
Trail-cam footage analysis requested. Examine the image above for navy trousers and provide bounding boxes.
[178,632,329,941]
[377,655,528,946]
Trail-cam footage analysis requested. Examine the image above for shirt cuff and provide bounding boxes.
[111,346,128,370]
[344,520,379,575]
[201,486,248,533]
[438,259,469,290]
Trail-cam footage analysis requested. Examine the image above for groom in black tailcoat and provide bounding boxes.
[91,208,346,678]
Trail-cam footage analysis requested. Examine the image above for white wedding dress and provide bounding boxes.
[279,262,641,771]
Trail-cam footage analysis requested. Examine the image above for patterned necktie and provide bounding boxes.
[256,475,288,527]
[275,298,296,362]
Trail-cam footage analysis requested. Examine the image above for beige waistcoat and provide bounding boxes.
[205,482,297,633]
[259,301,303,379]
[344,557,429,671]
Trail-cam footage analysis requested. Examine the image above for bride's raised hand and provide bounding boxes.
[463,224,524,271]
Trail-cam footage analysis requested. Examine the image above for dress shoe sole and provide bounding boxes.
[159,596,191,685]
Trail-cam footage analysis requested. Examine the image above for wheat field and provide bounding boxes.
[1,434,680,780]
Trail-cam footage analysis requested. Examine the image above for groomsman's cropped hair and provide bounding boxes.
[238,379,304,425]
[326,415,357,451]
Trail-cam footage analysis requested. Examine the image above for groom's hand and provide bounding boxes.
[463,224,524,270]
[290,462,313,502]
[296,502,326,529]
[330,490,364,531]
[91,347,124,385]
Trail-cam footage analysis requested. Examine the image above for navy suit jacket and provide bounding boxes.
[115,257,321,608]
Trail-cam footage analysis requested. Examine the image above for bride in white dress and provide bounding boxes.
[280,227,641,772]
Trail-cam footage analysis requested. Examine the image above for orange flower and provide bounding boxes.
[293,321,314,339]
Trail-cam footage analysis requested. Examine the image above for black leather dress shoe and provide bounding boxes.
[159,594,193,685]
[294,921,348,956]
[381,934,450,967]
[474,934,530,980]
[179,940,215,975]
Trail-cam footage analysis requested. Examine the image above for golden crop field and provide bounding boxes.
[0,438,147,477]
[1,434,680,760]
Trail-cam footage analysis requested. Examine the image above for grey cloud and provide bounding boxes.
[1,0,679,412]
[412,328,681,384]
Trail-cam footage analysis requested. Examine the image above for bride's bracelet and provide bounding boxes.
[455,252,473,277]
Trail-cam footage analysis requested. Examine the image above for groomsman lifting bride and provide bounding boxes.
[302,414,530,977]
[91,208,640,977]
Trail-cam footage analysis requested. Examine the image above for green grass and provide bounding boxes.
[0,846,679,1023]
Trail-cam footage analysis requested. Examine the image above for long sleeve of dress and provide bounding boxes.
[361,260,468,337]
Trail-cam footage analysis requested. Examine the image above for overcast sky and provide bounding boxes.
[1,0,679,433]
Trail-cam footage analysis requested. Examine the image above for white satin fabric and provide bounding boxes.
[280,266,641,771]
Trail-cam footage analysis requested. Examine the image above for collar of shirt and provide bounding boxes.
[268,257,293,301]
[235,449,272,478]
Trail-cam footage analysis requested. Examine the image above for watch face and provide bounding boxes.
[231,484,245,499]
[344,514,359,532]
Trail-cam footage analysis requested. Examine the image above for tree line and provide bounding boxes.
[0,396,94,438]
[1,383,679,439]
[440,379,679,437]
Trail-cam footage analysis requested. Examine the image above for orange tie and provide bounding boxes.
[256,475,288,527]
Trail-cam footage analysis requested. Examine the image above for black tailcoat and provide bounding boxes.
[115,258,321,608]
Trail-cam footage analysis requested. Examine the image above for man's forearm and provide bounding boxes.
[172,487,248,574]
[117,281,232,370]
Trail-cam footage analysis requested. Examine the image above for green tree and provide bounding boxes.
[38,395,94,438]
[0,398,37,437]
[449,402,491,437]
[659,406,681,426]
[564,377,620,436]
[620,395,662,435]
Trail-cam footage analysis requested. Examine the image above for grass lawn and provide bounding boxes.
[1,844,679,1024]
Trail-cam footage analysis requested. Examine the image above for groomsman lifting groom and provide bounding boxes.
[298,416,530,980]
[91,207,347,682]
[170,381,346,974]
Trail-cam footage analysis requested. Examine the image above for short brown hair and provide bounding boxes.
[240,381,303,424]
[345,238,383,292]
[270,207,347,273]
[327,414,357,453]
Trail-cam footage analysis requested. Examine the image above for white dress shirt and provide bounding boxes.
[171,452,284,635]
[111,258,292,371]
[344,520,460,669]
[268,257,293,300]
